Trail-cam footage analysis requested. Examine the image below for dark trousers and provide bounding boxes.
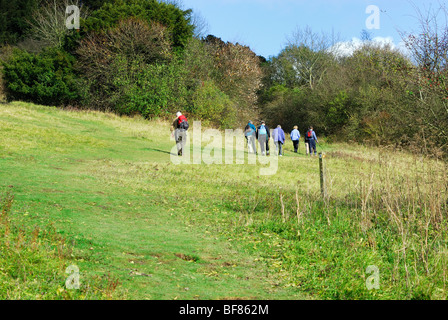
[292,140,299,153]
[309,139,317,155]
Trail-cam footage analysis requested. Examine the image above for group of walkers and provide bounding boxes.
[245,120,319,156]
[171,112,319,157]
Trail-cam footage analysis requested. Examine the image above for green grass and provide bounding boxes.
[0,101,310,300]
[1,101,448,300]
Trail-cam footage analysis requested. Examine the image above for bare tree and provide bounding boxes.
[190,9,209,38]
[276,26,340,90]
[398,2,448,151]
[25,0,89,49]
[399,2,448,73]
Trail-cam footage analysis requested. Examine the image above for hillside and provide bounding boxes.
[1,101,448,300]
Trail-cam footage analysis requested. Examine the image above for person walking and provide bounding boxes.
[306,126,318,156]
[171,111,189,156]
[290,126,301,153]
[244,120,257,154]
[273,125,285,156]
[304,127,310,155]
[256,121,270,156]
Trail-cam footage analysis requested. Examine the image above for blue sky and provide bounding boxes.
[180,0,444,58]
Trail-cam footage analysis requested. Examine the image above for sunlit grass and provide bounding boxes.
[1,101,447,300]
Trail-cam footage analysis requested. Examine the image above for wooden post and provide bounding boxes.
[319,152,327,199]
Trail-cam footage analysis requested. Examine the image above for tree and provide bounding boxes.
[81,0,112,10]
[270,26,338,90]
[398,4,448,154]
[204,35,263,123]
[24,0,89,50]
[2,47,81,105]
[0,0,39,45]
[76,18,174,112]
[83,0,194,52]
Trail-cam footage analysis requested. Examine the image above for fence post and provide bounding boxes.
[319,152,327,199]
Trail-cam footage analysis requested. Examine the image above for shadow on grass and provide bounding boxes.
[144,147,179,157]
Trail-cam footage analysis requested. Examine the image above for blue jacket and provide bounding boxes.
[290,129,300,141]
[273,128,285,143]
[256,125,270,139]
[248,122,257,131]
[245,122,256,137]
[306,130,318,141]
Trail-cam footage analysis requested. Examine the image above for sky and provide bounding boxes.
[179,0,446,59]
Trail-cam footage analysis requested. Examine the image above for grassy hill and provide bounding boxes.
[1,101,448,300]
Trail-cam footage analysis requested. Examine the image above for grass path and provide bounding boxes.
[0,102,311,299]
[5,102,445,300]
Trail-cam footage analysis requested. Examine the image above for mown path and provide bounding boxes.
[0,102,309,299]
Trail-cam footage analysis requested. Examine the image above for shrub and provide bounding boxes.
[192,80,236,128]
[1,47,81,106]
[76,18,189,116]
[0,0,38,45]
[204,35,263,123]
[83,0,194,52]
[111,56,188,118]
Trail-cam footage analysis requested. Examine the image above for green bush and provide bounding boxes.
[0,0,38,45]
[192,80,236,128]
[1,48,81,106]
[83,0,194,52]
[109,56,188,118]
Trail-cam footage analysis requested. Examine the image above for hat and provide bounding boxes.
[176,112,182,117]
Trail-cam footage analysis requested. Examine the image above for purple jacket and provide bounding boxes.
[273,128,286,144]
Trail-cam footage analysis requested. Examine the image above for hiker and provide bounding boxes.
[304,127,310,155]
[290,126,301,153]
[244,120,257,154]
[306,126,318,156]
[273,125,285,156]
[256,121,270,156]
[171,111,189,156]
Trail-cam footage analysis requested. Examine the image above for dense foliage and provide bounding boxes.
[0,0,447,154]
[82,0,194,52]
[0,0,263,128]
[2,47,80,105]
[259,29,448,156]
[0,0,38,45]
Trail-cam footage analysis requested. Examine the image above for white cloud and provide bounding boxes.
[330,36,410,58]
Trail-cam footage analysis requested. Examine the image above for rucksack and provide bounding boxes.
[307,130,312,138]
[244,125,253,136]
[178,115,189,130]
[259,125,267,135]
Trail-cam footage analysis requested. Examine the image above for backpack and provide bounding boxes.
[307,130,312,139]
[178,115,189,130]
[258,125,267,135]
[244,125,253,136]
